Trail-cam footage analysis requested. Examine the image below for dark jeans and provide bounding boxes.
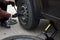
[0,18,9,23]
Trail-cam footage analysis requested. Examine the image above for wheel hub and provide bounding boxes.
[19,3,29,25]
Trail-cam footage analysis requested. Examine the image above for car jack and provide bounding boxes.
[43,21,58,40]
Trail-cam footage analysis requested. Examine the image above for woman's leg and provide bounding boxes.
[1,18,11,28]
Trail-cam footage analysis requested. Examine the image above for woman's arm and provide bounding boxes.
[0,8,11,19]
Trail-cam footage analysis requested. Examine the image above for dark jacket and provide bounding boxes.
[0,1,11,19]
[0,2,7,11]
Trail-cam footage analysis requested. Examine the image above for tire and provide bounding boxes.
[17,0,40,30]
[2,35,43,40]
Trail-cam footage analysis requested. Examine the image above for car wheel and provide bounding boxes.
[17,0,40,30]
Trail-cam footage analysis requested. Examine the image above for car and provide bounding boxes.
[15,0,60,30]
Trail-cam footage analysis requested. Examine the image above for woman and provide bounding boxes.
[0,0,15,28]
